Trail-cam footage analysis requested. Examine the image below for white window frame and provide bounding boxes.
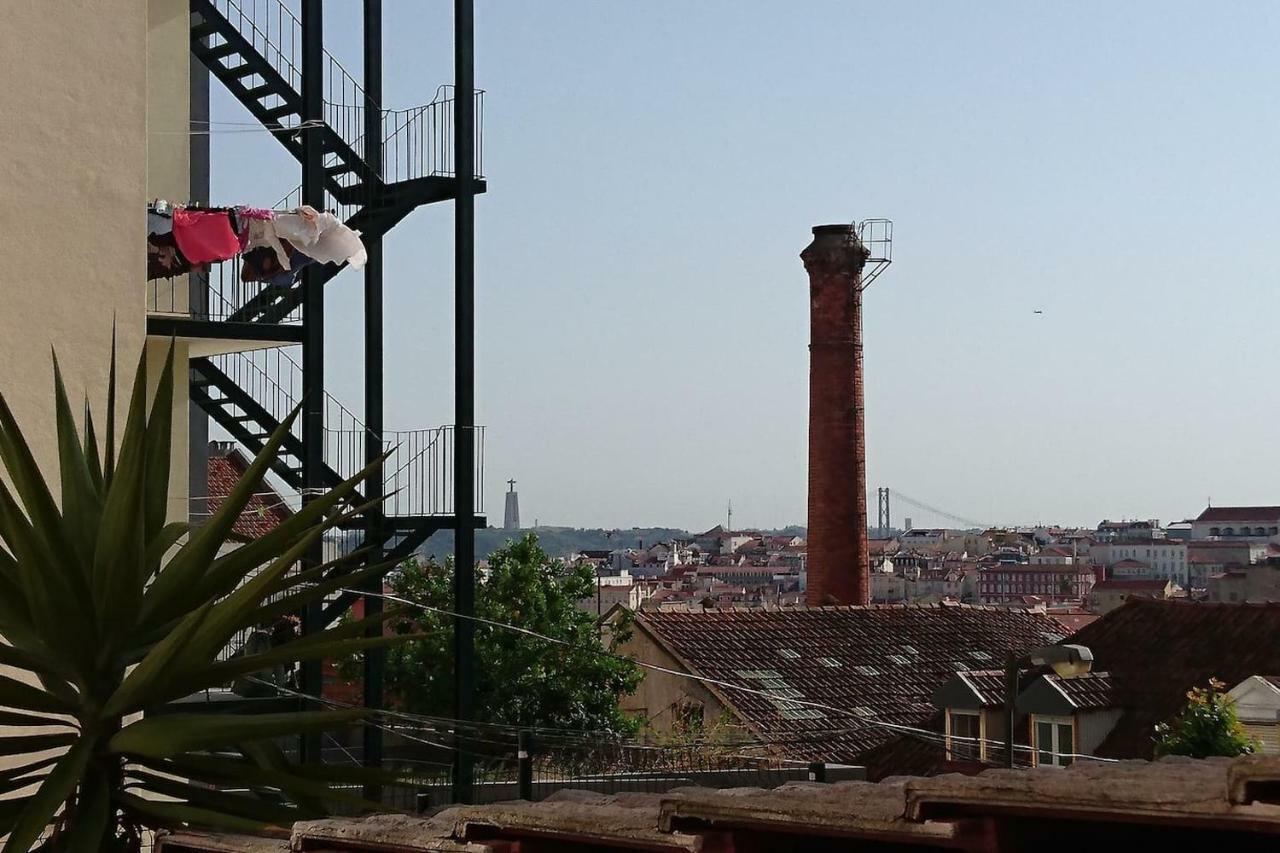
[945,709,985,761]
[1031,714,1075,768]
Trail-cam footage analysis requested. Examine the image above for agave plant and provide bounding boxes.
[0,342,412,852]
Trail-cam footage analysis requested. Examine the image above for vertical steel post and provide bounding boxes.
[188,49,211,528]
[517,731,533,801]
[362,0,386,801]
[1004,655,1020,769]
[452,0,477,806]
[299,0,325,765]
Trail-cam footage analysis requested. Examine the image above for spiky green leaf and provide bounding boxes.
[109,709,365,759]
[0,672,73,714]
[0,734,93,853]
[91,347,151,634]
[114,790,273,834]
[142,340,176,544]
[52,352,102,573]
[126,769,310,824]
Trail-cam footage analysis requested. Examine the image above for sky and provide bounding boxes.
[211,1,1280,532]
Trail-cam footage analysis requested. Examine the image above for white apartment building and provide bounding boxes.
[1091,539,1188,586]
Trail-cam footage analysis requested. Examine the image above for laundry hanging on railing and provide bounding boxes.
[146,201,366,284]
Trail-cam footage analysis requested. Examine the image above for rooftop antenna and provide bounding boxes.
[727,499,733,533]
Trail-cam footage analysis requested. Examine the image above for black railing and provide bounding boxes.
[206,0,483,186]
[208,349,484,518]
[148,261,304,325]
[306,724,860,811]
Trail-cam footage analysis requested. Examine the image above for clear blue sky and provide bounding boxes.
[212,1,1280,532]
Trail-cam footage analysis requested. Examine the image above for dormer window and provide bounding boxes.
[946,709,983,761]
[1032,715,1075,767]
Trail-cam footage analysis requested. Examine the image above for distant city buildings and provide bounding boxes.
[564,502,1280,620]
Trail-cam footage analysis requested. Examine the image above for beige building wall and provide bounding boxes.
[0,0,147,781]
[617,623,732,734]
[0,0,191,780]
[146,0,194,526]
[0,0,148,481]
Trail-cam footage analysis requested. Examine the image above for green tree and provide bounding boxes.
[374,535,642,734]
[1154,678,1259,758]
[0,342,414,852]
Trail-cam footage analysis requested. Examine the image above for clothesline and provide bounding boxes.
[148,119,326,136]
[146,200,366,285]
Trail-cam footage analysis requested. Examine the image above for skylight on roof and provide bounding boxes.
[886,654,911,666]
[899,645,919,656]
[969,650,993,661]
[777,649,801,660]
[854,665,880,676]
[771,697,826,720]
[818,657,843,668]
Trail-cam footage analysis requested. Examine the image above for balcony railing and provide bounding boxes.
[208,348,484,518]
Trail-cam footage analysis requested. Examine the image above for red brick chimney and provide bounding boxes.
[802,224,870,606]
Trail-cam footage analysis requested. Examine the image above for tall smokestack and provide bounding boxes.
[802,224,870,606]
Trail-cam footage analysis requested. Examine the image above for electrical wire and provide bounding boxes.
[322,586,1111,764]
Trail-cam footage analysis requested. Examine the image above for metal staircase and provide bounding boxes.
[185,0,487,599]
[193,350,483,518]
[183,0,484,328]
[192,349,484,620]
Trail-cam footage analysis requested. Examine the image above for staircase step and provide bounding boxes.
[190,22,217,40]
[225,64,257,79]
[262,105,298,123]
[245,84,277,101]
[203,42,238,61]
[327,162,356,177]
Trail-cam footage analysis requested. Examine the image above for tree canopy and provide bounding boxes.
[375,534,643,734]
[1154,678,1258,759]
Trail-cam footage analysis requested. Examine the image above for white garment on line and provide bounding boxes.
[245,219,291,270]
[272,205,323,247]
[272,205,367,269]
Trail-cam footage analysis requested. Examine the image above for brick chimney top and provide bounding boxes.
[802,222,871,606]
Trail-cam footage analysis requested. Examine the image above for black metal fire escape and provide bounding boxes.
[178,0,485,782]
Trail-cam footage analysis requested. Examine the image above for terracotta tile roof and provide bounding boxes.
[207,444,294,539]
[980,565,1069,575]
[1045,671,1117,710]
[1190,539,1261,549]
[1050,612,1099,633]
[955,669,1007,706]
[1092,579,1168,591]
[1195,506,1280,522]
[633,604,1065,766]
[1067,599,1280,758]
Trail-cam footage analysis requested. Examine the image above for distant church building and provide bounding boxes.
[503,479,521,531]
